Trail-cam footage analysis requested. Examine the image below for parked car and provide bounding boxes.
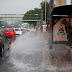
[13,28,22,36]
[4,28,16,38]
[0,31,10,57]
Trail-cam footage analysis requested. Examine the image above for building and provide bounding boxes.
[54,0,66,7]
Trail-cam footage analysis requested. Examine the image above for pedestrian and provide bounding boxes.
[62,19,72,44]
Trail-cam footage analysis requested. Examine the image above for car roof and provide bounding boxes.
[4,28,13,30]
[14,28,21,29]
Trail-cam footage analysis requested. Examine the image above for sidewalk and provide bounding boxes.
[39,31,72,72]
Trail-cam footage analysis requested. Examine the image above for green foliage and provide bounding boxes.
[22,8,41,20]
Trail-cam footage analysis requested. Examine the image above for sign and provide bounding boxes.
[42,25,47,32]
[57,0,66,6]
[54,0,56,4]
[53,18,68,41]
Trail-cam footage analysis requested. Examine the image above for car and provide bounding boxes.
[0,31,10,57]
[1,26,7,31]
[0,27,2,31]
[21,28,26,33]
[21,28,29,33]
[13,28,22,36]
[4,28,16,38]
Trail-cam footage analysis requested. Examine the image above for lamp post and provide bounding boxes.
[40,0,43,31]
[45,0,46,24]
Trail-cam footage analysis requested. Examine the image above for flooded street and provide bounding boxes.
[0,31,72,72]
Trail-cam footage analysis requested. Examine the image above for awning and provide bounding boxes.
[51,5,72,15]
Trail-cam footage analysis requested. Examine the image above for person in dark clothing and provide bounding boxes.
[62,19,72,43]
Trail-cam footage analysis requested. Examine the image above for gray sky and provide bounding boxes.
[0,0,71,14]
[66,0,71,5]
[0,0,42,14]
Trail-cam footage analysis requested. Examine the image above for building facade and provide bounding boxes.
[54,0,66,7]
[54,0,72,7]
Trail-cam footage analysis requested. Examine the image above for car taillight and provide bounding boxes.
[11,32,13,33]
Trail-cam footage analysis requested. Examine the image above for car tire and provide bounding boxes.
[0,45,4,58]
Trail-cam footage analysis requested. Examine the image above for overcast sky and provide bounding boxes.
[0,0,71,14]
[0,0,42,14]
[66,0,71,5]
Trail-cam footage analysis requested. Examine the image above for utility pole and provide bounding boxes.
[45,0,46,24]
[41,0,43,31]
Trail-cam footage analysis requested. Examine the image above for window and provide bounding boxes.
[4,30,12,32]
[15,29,20,31]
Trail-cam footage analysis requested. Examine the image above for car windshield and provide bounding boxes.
[15,29,20,31]
[4,30,12,32]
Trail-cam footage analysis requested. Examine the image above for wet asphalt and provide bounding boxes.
[0,31,72,72]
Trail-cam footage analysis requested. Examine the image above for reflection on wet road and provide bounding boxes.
[0,32,44,72]
[0,31,72,72]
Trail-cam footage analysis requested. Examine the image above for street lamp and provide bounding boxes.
[45,0,46,24]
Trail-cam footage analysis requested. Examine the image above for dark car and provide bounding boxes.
[0,31,10,58]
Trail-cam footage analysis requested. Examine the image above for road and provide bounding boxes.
[0,31,72,72]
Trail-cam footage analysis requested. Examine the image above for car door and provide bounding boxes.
[1,31,8,49]
[13,29,16,37]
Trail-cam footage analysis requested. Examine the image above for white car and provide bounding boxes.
[21,28,29,33]
[14,28,22,36]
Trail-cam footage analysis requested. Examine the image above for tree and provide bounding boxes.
[22,8,41,20]
[40,1,49,23]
